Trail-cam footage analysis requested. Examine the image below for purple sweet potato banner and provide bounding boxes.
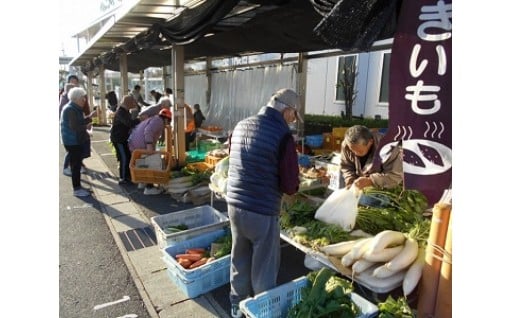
[374,0,452,206]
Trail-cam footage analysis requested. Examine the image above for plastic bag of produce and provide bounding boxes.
[314,185,362,230]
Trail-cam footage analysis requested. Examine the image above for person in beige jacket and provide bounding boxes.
[340,125,403,190]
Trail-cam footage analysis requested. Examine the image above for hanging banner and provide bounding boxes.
[374,0,452,206]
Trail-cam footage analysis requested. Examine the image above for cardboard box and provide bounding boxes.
[314,159,344,190]
[322,133,334,150]
[332,127,348,138]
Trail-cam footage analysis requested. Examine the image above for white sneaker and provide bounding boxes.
[144,187,163,195]
[73,188,91,197]
[63,167,72,176]
[138,183,145,190]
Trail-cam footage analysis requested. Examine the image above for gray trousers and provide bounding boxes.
[228,206,281,306]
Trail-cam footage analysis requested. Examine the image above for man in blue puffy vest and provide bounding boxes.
[226,88,301,318]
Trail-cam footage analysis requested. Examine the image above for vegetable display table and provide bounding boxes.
[279,230,402,294]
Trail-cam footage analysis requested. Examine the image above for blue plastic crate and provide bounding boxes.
[298,154,311,167]
[239,276,379,318]
[305,135,323,148]
[151,205,229,249]
[162,227,231,298]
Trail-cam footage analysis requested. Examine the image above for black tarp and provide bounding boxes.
[79,0,402,73]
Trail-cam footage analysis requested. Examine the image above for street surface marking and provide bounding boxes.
[66,204,94,210]
[91,139,110,143]
[93,295,130,310]
[116,315,137,318]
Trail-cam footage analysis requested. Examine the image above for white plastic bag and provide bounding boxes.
[314,185,362,231]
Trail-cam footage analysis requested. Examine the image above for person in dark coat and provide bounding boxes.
[193,103,206,129]
[226,88,301,318]
[110,95,141,185]
[106,91,118,112]
[60,87,96,196]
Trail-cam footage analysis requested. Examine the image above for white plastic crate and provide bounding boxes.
[240,276,379,318]
[162,227,231,298]
[151,205,229,249]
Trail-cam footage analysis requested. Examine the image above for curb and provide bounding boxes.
[87,145,161,318]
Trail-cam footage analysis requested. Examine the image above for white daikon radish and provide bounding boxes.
[363,245,404,262]
[341,250,357,267]
[373,264,402,279]
[358,268,407,290]
[292,226,308,234]
[352,259,377,274]
[386,236,419,272]
[367,230,406,254]
[350,229,373,238]
[320,240,358,256]
[403,247,426,296]
[351,237,373,260]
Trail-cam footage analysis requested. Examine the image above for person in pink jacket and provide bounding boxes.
[128,108,172,195]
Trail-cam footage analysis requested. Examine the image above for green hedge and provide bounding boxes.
[303,114,388,135]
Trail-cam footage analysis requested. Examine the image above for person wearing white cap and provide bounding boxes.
[226,88,301,318]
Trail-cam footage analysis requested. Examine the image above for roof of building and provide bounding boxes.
[70,0,401,74]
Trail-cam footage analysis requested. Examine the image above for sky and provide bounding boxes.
[59,0,104,57]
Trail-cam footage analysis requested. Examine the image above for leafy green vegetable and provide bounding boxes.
[181,165,213,185]
[281,199,355,249]
[164,223,188,234]
[287,268,359,318]
[355,187,429,236]
[377,296,414,318]
[212,233,232,258]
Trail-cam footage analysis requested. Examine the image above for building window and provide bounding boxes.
[379,53,391,103]
[335,55,357,102]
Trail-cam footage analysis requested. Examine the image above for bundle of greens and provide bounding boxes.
[377,296,414,318]
[288,268,360,318]
[280,200,353,249]
[212,232,232,258]
[355,187,429,236]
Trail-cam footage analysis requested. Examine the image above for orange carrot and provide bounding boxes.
[185,248,206,255]
[189,257,208,269]
[178,258,192,269]
[206,257,216,263]
[175,253,203,262]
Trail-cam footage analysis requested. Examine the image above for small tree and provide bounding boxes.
[336,58,358,120]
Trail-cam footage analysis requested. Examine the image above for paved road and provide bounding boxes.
[59,140,151,318]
